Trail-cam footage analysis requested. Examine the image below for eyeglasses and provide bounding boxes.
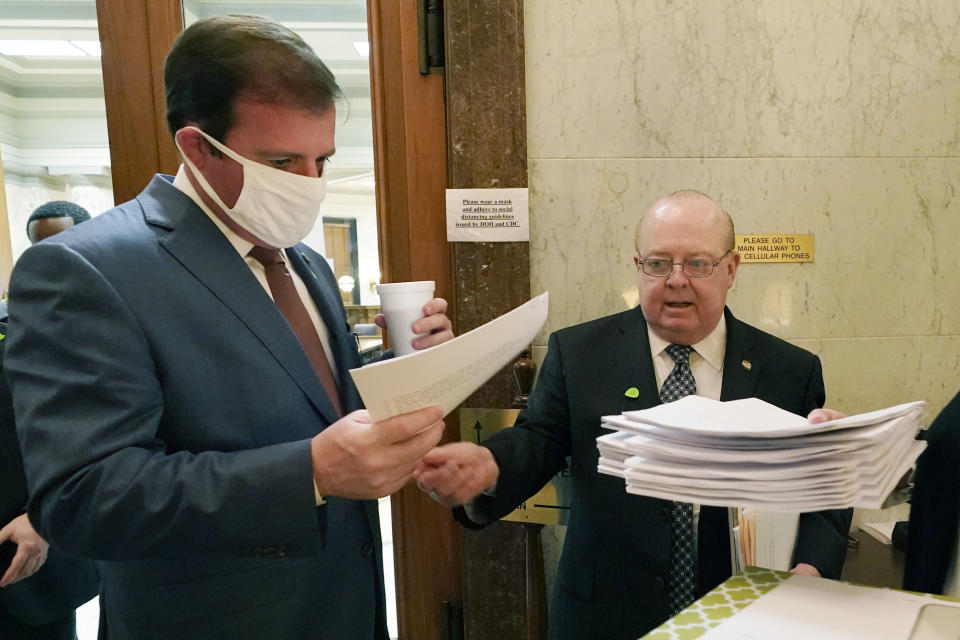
[637,250,730,278]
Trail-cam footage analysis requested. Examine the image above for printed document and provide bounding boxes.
[350,292,549,422]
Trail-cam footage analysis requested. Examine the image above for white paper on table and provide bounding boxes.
[349,292,549,422]
[700,574,960,640]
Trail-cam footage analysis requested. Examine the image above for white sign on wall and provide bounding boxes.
[445,188,529,242]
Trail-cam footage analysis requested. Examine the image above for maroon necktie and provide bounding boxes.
[248,246,342,417]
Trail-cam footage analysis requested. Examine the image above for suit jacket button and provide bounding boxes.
[655,576,666,588]
[361,542,374,558]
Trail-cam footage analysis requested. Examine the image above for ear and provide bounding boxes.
[175,127,211,170]
[725,251,741,288]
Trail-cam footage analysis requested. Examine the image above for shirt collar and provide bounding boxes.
[648,313,727,372]
[173,164,255,260]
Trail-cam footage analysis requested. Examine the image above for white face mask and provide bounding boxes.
[177,126,327,248]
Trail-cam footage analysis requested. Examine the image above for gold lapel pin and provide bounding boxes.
[741,360,752,371]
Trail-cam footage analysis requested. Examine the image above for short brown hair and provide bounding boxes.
[165,14,342,143]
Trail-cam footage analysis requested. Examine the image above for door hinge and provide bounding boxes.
[441,599,463,640]
[418,0,445,74]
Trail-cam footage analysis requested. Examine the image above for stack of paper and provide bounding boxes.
[597,396,926,512]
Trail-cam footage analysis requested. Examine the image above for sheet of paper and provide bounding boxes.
[753,510,797,571]
[349,292,549,422]
[619,396,924,438]
[607,431,862,463]
[859,521,897,545]
[620,396,808,434]
[700,574,960,640]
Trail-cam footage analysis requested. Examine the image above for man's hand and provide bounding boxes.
[789,563,821,577]
[311,406,445,500]
[0,514,49,587]
[375,297,454,350]
[807,408,846,424]
[412,442,500,508]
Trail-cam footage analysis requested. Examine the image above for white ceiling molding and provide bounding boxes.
[0,0,374,190]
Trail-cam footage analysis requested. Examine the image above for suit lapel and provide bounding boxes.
[612,307,662,410]
[140,177,340,424]
[719,307,761,402]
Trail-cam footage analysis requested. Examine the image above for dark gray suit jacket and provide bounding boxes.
[5,176,387,639]
[458,306,851,640]
[0,305,99,636]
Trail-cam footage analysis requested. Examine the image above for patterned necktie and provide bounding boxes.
[660,343,697,615]
[248,246,342,417]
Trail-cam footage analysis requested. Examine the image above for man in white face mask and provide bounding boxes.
[5,15,452,640]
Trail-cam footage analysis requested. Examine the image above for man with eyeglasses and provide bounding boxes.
[415,190,851,640]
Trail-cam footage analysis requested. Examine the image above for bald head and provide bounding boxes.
[634,190,735,256]
[632,190,741,345]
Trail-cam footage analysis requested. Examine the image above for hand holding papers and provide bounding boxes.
[598,396,926,512]
[350,293,549,422]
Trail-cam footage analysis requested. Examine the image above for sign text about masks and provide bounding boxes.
[446,188,529,242]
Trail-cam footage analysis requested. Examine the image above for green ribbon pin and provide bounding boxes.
[624,387,639,398]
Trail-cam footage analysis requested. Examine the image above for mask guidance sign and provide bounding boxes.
[446,188,529,242]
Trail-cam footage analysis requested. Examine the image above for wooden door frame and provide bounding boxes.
[367,2,461,638]
[96,0,182,204]
[98,2,461,638]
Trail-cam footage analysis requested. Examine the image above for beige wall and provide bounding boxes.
[526,0,960,419]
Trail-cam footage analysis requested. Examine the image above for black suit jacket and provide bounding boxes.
[0,305,100,632]
[5,177,388,639]
[459,306,851,640]
[903,390,960,594]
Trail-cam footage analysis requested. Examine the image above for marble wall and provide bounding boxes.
[525,0,960,419]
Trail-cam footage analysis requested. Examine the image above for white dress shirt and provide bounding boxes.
[647,314,726,401]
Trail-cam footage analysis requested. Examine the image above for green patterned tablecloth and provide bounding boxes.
[642,566,787,640]
[641,566,960,640]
